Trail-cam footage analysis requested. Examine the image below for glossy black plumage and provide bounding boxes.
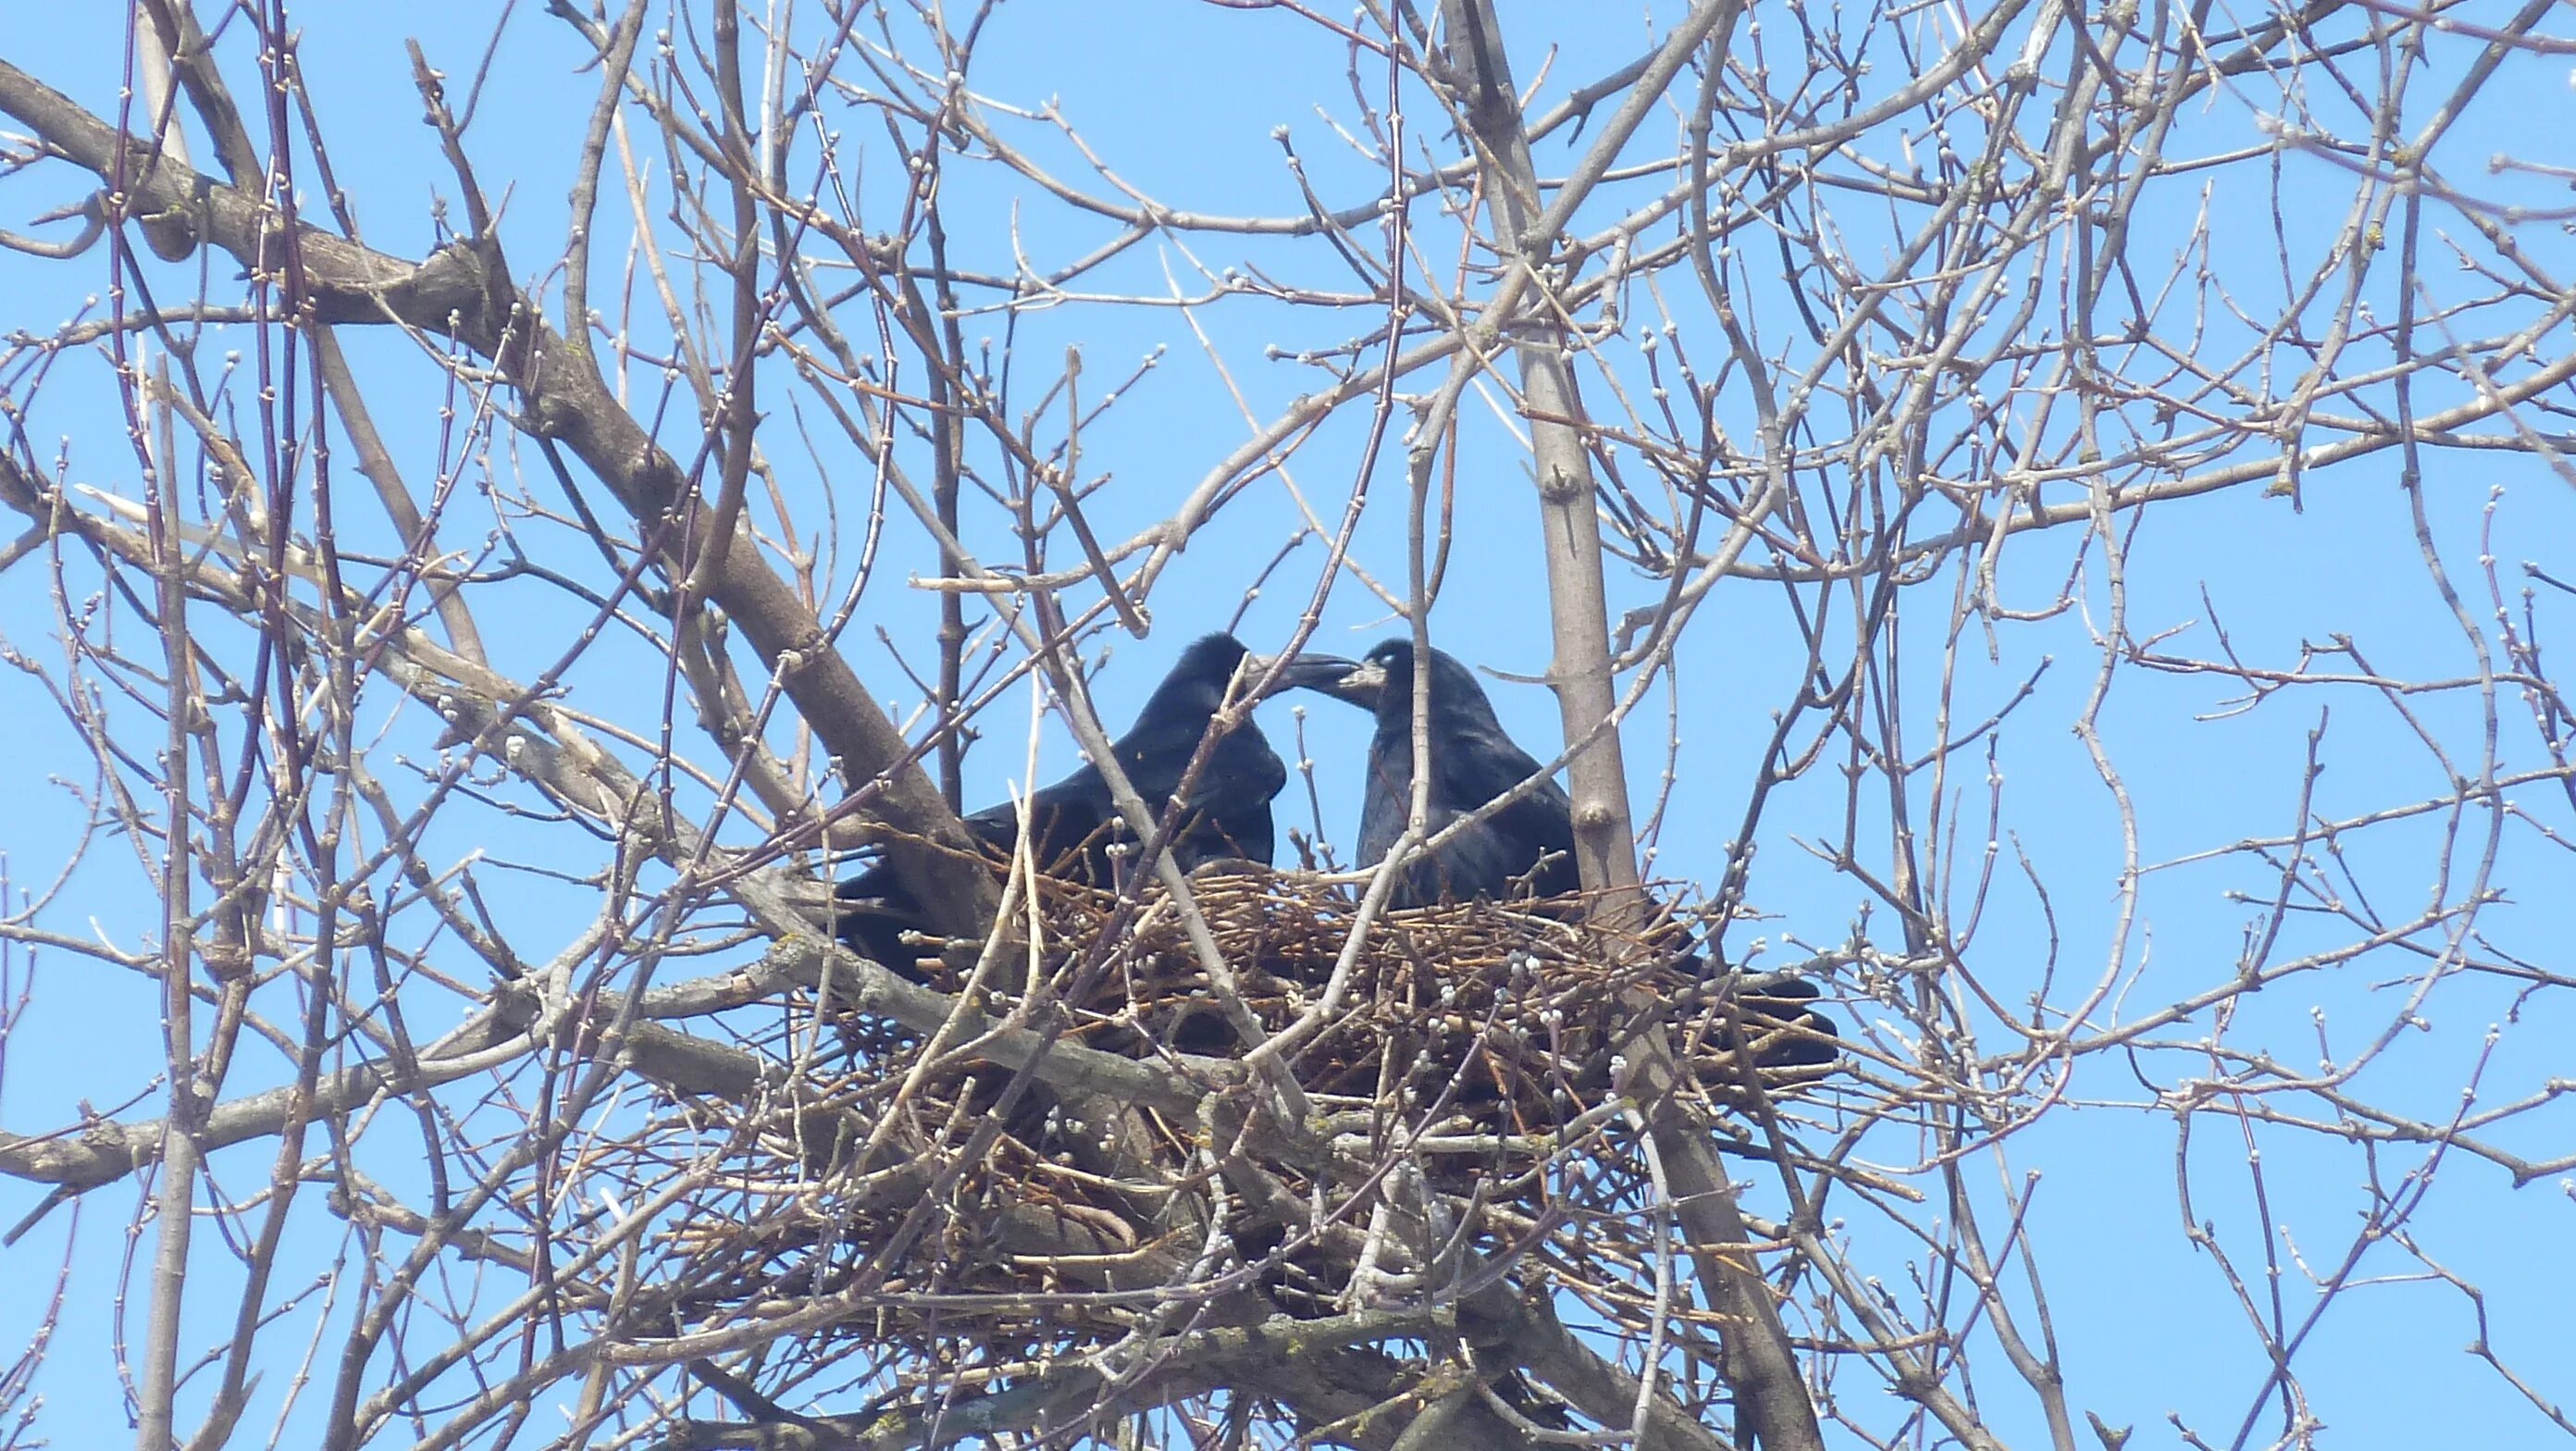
[1319,639,1579,908]
[1300,637,1839,1068]
[834,634,1354,978]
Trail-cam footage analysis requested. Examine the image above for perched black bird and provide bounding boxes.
[834,633,1357,979]
[1306,638,1580,908]
[1299,637,1839,1067]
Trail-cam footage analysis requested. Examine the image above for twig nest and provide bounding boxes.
[656,868,1840,1362]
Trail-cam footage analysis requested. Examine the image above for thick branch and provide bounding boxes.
[0,56,995,943]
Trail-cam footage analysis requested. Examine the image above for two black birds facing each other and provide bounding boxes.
[833,631,1835,1065]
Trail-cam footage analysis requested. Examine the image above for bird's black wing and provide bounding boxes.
[837,630,1304,965]
[831,807,1020,980]
[1106,670,1289,872]
[1011,765,1117,882]
[1357,737,1562,906]
[1434,715,1580,899]
[1173,723,1288,868]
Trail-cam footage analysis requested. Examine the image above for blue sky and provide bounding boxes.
[2,3,2572,1447]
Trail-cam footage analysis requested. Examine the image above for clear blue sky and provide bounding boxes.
[2,3,2570,1446]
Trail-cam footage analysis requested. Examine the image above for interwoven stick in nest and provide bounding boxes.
[659,868,1838,1356]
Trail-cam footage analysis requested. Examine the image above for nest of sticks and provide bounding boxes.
[654,867,1838,1369]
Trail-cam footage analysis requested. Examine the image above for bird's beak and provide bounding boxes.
[1246,651,1372,703]
[1312,655,1388,708]
[1332,657,1387,689]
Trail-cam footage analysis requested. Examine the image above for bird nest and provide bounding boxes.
[652,870,1836,1370]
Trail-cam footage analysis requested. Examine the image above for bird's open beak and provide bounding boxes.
[1246,651,1373,703]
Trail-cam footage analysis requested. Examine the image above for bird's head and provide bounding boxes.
[1344,638,1410,707]
[1118,634,1256,729]
[1240,639,1368,702]
[1322,639,1513,732]
[1274,636,1405,713]
[1170,631,1252,683]
[1157,633,1366,714]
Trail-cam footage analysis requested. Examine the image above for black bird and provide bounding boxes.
[1300,637,1839,1067]
[1307,638,1580,908]
[834,633,1357,979]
